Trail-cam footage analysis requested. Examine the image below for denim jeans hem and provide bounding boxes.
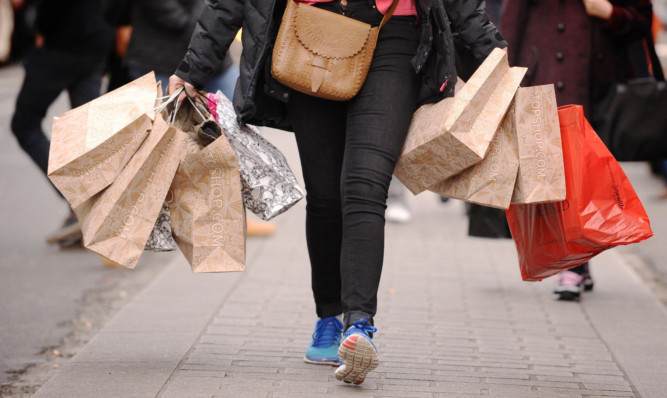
[316,302,343,319]
[344,311,374,330]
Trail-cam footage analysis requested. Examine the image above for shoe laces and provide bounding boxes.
[312,317,343,348]
[351,318,377,337]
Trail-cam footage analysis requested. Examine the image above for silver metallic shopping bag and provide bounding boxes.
[213,92,304,221]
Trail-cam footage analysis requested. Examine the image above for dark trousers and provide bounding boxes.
[287,0,420,329]
[11,47,106,183]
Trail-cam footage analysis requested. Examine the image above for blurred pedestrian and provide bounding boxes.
[0,0,14,64]
[169,0,506,384]
[500,0,653,300]
[486,0,502,24]
[105,0,206,90]
[10,0,113,246]
[7,0,36,62]
[101,0,132,92]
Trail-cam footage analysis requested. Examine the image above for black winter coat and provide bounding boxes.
[103,0,208,76]
[500,0,652,111]
[175,0,506,131]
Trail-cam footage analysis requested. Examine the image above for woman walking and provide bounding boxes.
[170,0,506,384]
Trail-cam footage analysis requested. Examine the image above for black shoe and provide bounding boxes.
[57,233,83,248]
[582,263,594,292]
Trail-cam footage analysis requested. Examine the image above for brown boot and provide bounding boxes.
[246,216,276,237]
[46,211,82,245]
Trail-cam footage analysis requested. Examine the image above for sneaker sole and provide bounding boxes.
[335,334,379,385]
[303,357,340,367]
[554,290,580,301]
[583,279,594,292]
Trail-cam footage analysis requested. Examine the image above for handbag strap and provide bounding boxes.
[380,0,401,29]
[645,35,665,82]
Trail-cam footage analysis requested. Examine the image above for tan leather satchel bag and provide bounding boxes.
[271,0,399,101]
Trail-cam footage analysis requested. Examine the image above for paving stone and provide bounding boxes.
[535,388,635,397]
[582,383,634,392]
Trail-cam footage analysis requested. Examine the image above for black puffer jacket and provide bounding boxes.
[175,0,506,131]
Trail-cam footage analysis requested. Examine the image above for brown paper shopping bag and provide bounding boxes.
[394,48,527,194]
[74,116,187,268]
[511,85,566,204]
[430,101,520,209]
[48,73,159,208]
[168,129,246,273]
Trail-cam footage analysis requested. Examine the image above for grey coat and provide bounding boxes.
[175,0,506,131]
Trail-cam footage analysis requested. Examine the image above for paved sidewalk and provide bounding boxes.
[33,131,667,398]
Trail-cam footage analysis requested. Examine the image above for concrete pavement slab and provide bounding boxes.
[33,361,179,398]
[582,250,667,398]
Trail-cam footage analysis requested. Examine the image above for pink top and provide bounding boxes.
[298,0,417,17]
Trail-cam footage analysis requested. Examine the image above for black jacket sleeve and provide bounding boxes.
[445,0,506,64]
[175,0,245,88]
[134,0,201,33]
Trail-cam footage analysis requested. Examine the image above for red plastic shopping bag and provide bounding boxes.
[506,105,653,281]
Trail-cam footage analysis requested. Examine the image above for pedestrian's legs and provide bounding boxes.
[289,93,349,366]
[331,15,420,385]
[67,58,105,108]
[11,47,72,176]
[288,93,347,319]
[339,18,420,328]
[12,47,106,246]
[288,4,419,379]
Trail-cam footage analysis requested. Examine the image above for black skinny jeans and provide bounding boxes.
[287,0,420,329]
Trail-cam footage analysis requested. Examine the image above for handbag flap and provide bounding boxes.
[294,3,372,59]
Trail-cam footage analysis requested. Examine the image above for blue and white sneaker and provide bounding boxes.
[335,318,379,385]
[304,317,344,366]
